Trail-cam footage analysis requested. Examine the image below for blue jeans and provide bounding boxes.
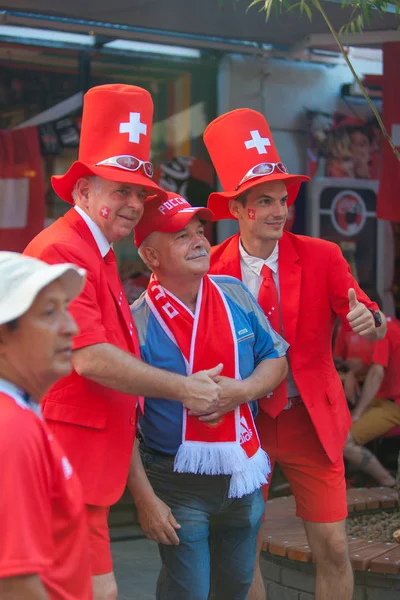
[140,444,265,600]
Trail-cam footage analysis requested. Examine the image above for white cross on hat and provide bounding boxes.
[120,112,147,143]
[244,130,271,154]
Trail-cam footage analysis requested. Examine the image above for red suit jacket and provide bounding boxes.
[209,232,378,463]
[24,209,139,506]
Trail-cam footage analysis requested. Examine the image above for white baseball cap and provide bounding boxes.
[0,252,86,325]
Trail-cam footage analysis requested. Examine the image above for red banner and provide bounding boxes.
[0,127,45,252]
[377,42,400,222]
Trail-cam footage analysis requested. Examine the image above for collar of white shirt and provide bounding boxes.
[74,205,111,258]
[239,239,279,278]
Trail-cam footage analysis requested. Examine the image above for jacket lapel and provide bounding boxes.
[278,232,301,346]
[210,234,242,280]
[64,208,135,351]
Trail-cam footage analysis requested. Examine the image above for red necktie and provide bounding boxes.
[104,249,144,413]
[257,264,288,418]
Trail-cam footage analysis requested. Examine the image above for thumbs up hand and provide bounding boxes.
[346,288,375,337]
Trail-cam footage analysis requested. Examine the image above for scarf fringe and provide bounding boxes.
[174,442,272,499]
[174,441,244,476]
[229,447,271,499]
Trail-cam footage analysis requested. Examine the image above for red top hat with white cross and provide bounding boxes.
[203,108,310,220]
[52,84,166,203]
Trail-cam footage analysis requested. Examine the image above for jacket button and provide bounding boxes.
[129,416,136,426]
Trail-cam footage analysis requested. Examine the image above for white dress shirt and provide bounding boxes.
[74,205,111,258]
[239,239,300,399]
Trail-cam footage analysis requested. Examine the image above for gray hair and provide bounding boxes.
[71,176,102,203]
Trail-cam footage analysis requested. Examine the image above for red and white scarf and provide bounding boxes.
[145,274,271,498]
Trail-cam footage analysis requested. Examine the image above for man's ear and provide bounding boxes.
[75,178,91,208]
[140,245,160,270]
[229,198,242,220]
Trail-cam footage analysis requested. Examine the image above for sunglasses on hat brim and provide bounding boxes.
[95,154,154,178]
[235,162,289,191]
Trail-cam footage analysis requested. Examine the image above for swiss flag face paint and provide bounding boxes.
[248,208,256,220]
[99,205,111,219]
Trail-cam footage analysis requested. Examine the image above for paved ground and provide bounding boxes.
[111,525,160,600]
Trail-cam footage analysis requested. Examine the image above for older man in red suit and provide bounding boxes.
[204,109,386,600]
[24,84,221,600]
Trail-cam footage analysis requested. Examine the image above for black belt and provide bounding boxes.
[139,440,176,461]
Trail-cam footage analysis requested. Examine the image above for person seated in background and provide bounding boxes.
[334,313,400,487]
[129,192,288,600]
[0,252,92,600]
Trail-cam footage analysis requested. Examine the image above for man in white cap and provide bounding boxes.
[129,192,288,600]
[24,84,221,600]
[0,251,92,600]
[204,109,386,600]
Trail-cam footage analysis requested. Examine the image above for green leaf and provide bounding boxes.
[303,2,313,20]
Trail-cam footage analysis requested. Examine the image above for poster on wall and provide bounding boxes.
[309,178,385,297]
[307,111,382,181]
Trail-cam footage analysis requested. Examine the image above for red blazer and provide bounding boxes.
[209,232,378,463]
[24,209,139,506]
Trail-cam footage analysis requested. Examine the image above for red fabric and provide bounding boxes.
[334,319,400,406]
[0,393,92,599]
[373,318,400,405]
[257,265,288,417]
[333,327,375,367]
[24,208,140,506]
[0,127,45,251]
[256,405,347,522]
[146,274,259,457]
[85,506,112,576]
[209,231,379,463]
[377,43,400,222]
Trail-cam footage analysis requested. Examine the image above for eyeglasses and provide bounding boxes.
[235,162,289,190]
[95,155,154,178]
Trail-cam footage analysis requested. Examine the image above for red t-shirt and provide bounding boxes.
[333,327,375,367]
[372,318,400,405]
[0,390,92,599]
[334,319,400,405]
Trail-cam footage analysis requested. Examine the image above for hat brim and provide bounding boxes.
[52,161,167,204]
[208,173,310,220]
[135,206,214,248]
[0,263,86,325]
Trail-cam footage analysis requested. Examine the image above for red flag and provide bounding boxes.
[377,43,400,222]
[0,127,45,251]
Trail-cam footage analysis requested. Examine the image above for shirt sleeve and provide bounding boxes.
[327,243,379,331]
[0,417,53,578]
[38,243,109,349]
[371,337,389,368]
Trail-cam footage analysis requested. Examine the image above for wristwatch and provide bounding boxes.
[369,309,382,328]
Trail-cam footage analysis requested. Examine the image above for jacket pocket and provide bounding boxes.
[44,401,107,430]
[326,376,344,407]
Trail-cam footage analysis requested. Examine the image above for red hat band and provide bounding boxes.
[203,108,310,220]
[52,84,166,204]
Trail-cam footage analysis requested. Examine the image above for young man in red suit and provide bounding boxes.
[203,109,386,600]
[24,84,222,600]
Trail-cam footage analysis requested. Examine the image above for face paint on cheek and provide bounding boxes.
[248,208,256,220]
[99,205,110,219]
